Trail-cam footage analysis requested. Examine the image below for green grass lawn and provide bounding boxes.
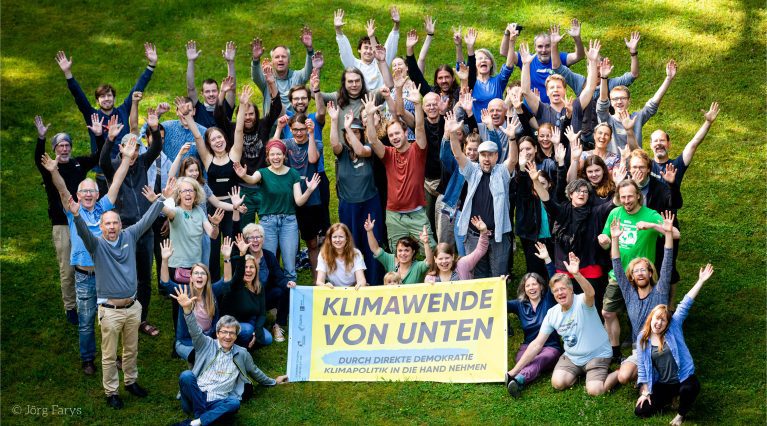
[2,0,765,424]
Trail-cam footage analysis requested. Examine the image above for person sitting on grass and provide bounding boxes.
[365,214,432,284]
[507,252,615,396]
[634,264,714,425]
[316,223,367,289]
[171,286,288,426]
[424,216,489,283]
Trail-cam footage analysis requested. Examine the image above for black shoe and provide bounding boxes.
[507,379,522,398]
[126,382,149,398]
[66,309,79,325]
[106,394,124,409]
[609,381,623,394]
[116,356,122,370]
[82,361,96,376]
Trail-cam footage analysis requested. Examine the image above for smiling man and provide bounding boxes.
[185,40,237,128]
[333,8,399,90]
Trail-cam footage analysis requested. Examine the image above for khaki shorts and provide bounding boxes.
[554,354,611,383]
[602,277,626,313]
[622,349,639,366]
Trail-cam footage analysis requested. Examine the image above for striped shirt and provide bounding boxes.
[197,342,238,402]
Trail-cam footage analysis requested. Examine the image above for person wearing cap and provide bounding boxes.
[100,108,163,338]
[235,139,320,282]
[40,126,136,376]
[34,115,106,325]
[446,111,520,279]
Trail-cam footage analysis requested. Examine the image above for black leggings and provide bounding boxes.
[635,374,700,418]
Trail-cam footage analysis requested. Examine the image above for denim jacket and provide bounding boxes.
[457,161,512,242]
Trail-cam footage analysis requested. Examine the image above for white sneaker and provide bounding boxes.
[272,325,286,343]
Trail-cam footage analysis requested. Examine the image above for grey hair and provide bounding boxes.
[475,48,496,75]
[242,223,265,239]
[271,45,291,61]
[216,315,241,335]
[564,178,592,201]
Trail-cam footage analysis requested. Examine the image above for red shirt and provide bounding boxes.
[383,143,427,212]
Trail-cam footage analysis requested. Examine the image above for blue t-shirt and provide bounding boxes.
[516,52,569,104]
[540,293,612,366]
[157,120,207,162]
[66,197,114,267]
[281,112,326,172]
[508,290,561,350]
[471,64,514,119]
[283,138,321,206]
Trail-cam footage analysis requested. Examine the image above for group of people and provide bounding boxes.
[36,7,719,425]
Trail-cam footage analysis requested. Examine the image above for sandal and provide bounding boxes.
[272,324,286,343]
[139,321,160,337]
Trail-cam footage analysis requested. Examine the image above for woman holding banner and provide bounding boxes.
[364,214,432,284]
[506,242,562,398]
[424,216,489,283]
[316,223,367,289]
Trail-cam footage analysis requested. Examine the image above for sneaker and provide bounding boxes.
[507,379,523,398]
[82,361,96,376]
[106,394,124,410]
[272,324,286,343]
[66,309,79,325]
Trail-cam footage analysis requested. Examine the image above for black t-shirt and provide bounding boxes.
[424,118,444,180]
[469,172,495,232]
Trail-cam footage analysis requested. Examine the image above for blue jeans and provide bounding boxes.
[236,322,273,348]
[260,214,298,281]
[338,197,384,285]
[75,270,97,362]
[179,370,240,425]
[453,209,466,257]
[175,341,194,362]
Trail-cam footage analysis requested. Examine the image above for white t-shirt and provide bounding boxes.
[540,293,612,366]
[316,249,366,287]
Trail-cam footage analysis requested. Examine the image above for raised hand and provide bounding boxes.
[570,136,583,161]
[587,39,601,63]
[704,101,720,123]
[452,26,463,46]
[119,135,138,159]
[564,93,574,118]
[551,125,562,145]
[456,62,470,81]
[55,50,72,75]
[179,143,192,157]
[208,208,225,226]
[554,143,567,165]
[222,41,236,62]
[250,37,264,60]
[162,176,177,199]
[563,252,581,275]
[374,44,387,62]
[311,51,324,70]
[144,42,158,66]
[160,239,174,260]
[525,160,539,180]
[518,43,534,65]
[229,186,244,209]
[612,161,627,184]
[406,29,419,49]
[445,114,464,134]
[565,124,581,144]
[506,23,519,41]
[310,69,321,93]
[307,173,321,191]
[132,91,144,103]
[458,91,474,112]
[156,102,171,116]
[480,108,492,128]
[419,225,430,245]
[618,110,637,131]
[326,101,339,121]
[549,24,564,45]
[235,233,249,254]
[362,93,378,115]
[186,40,201,61]
[141,185,160,203]
[599,57,613,78]
[34,115,52,139]
[404,82,422,104]
[666,59,677,79]
[464,27,478,47]
[87,113,105,137]
[240,84,254,105]
[531,87,541,100]
[624,31,640,53]
[262,59,275,82]
[300,25,313,48]
[363,213,376,232]
[40,153,58,172]
[660,163,677,184]
[175,96,193,117]
[661,211,675,233]
[365,19,376,38]
[277,115,289,129]
[221,236,233,259]
[610,218,622,239]
[341,109,353,130]
[502,114,521,138]
[170,286,198,312]
[67,195,81,215]
[305,119,315,134]
[147,106,159,130]
[333,9,346,30]
[106,115,124,141]
[424,15,435,34]
[533,241,550,260]
[470,216,488,234]
[220,75,235,94]
[390,5,400,23]
[567,18,581,38]
[698,263,714,282]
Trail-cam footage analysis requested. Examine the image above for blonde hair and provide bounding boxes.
[383,272,402,285]
[626,257,658,288]
[243,255,261,294]
[190,263,215,319]
[173,177,205,208]
[548,273,573,290]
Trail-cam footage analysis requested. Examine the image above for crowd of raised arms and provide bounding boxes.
[36,6,720,425]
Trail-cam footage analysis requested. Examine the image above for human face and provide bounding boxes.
[244,258,258,282]
[465,142,479,161]
[629,157,649,184]
[246,232,263,253]
[268,147,285,167]
[436,70,453,93]
[271,47,290,74]
[208,129,227,154]
[476,51,492,76]
[546,79,565,105]
[479,151,498,172]
[290,89,309,114]
[55,141,72,163]
[435,252,454,272]
[632,261,651,288]
[395,243,415,264]
[358,41,374,63]
[97,92,115,111]
[609,89,630,112]
[585,164,603,185]
[551,280,573,309]
[537,175,550,189]
[77,181,99,209]
[534,35,552,63]
[330,229,347,252]
[345,128,364,145]
[384,277,400,286]
[202,82,219,106]
[519,141,536,163]
[217,325,238,351]
[344,72,363,98]
[650,130,670,160]
[650,310,669,335]
[570,185,589,207]
[391,58,407,75]
[190,266,208,290]
[291,122,308,143]
[594,126,612,150]
[100,211,122,242]
[488,100,506,127]
[525,277,543,302]
[537,127,552,151]
[243,104,257,130]
[619,185,640,213]
[387,122,406,151]
[423,93,440,120]
[184,163,200,180]
[178,182,196,209]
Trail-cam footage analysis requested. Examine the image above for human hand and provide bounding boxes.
[208,208,225,226]
[144,42,158,66]
[222,41,236,62]
[179,143,192,157]
[34,115,51,139]
[610,218,622,239]
[456,62,470,82]
[240,84,254,105]
[229,186,244,209]
[333,9,345,30]
[698,263,714,282]
[287,281,297,288]
[221,236,233,259]
[661,163,677,184]
[549,24,564,45]
[306,119,315,134]
[506,23,519,41]
[307,173,321,191]
[533,241,550,261]
[262,59,275,83]
[390,5,400,23]
[156,102,171,116]
[162,176,177,199]
[132,91,143,104]
[554,143,567,165]
[235,233,249,255]
[624,31,640,53]
[618,110,636,130]
[470,216,488,234]
[106,115,124,141]
[704,101,720,123]
[186,40,201,61]
[480,108,492,128]
[502,114,521,138]
[661,211,675,233]
[326,102,339,121]
[217,75,234,95]
[464,27,478,47]
[311,51,324,70]
[170,285,198,312]
[636,394,652,409]
[612,161,627,184]
[406,29,418,49]
[567,18,581,38]
[363,213,375,232]
[531,87,541,100]
[666,59,677,79]
[277,115,289,129]
[519,43,533,65]
[55,50,72,74]
[551,125,562,145]
[147,106,159,130]
[403,81,422,104]
[365,19,377,38]
[87,113,105,137]
[160,219,170,237]
[362,93,378,116]
[452,25,462,46]
[424,15,435,35]
[374,44,387,62]
[300,25,313,48]
[175,96,193,117]
[563,252,581,275]
[458,90,473,112]
[587,39,601,63]
[250,37,264,60]
[67,195,81,215]
[419,225,430,245]
[141,185,160,203]
[119,135,138,159]
[40,153,58,172]
[569,133,583,160]
[160,239,174,260]
[599,57,613,78]
[525,160,539,180]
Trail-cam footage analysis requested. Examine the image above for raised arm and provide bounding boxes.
[168,143,191,178]
[222,41,237,107]
[618,110,640,151]
[185,40,201,103]
[334,9,357,68]
[565,19,585,66]
[648,59,677,106]
[374,45,394,88]
[499,23,519,65]
[453,26,464,63]
[327,102,343,155]
[625,32,641,78]
[249,38,268,93]
[393,69,415,128]
[445,111,468,170]
[106,136,137,204]
[129,92,142,135]
[364,96,386,159]
[682,102,719,165]
[404,82,427,149]
[99,115,124,180]
[565,126,583,183]
[526,161,550,202]
[417,16,436,72]
[685,263,714,301]
[178,97,209,166]
[231,85,254,163]
[550,24,564,71]
[310,69,326,125]
[518,43,540,114]
[306,119,320,163]
[502,114,521,173]
[563,252,595,306]
[364,214,381,255]
[40,154,71,207]
[578,40,600,109]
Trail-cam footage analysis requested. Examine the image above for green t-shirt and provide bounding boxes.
[602,206,663,280]
[259,167,301,216]
[374,249,429,284]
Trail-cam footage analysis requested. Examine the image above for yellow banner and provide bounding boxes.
[287,278,507,382]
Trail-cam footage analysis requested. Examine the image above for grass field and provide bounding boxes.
[1,0,765,424]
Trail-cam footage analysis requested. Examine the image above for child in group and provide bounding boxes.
[383,272,403,286]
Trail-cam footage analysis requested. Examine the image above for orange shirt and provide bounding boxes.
[382,143,427,212]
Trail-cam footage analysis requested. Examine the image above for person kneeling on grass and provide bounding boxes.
[171,286,288,426]
[507,252,615,396]
[365,214,432,284]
